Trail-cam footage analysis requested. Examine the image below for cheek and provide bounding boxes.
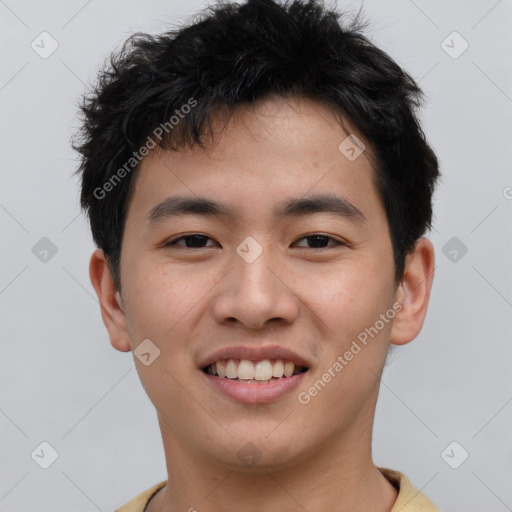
[121,263,204,419]
[306,265,391,332]
[122,262,200,342]
[303,270,395,390]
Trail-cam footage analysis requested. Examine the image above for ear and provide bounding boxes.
[89,249,132,352]
[389,237,435,346]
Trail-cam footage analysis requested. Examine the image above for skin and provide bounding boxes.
[90,96,435,512]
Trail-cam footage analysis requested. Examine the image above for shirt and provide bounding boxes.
[114,467,440,512]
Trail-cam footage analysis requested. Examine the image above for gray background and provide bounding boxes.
[1,0,511,511]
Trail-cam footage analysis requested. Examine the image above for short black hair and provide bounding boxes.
[73,0,440,292]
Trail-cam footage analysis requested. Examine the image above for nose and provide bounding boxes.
[211,242,299,329]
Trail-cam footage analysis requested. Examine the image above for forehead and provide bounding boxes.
[124,96,384,228]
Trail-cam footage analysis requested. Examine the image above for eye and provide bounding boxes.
[293,234,344,250]
[164,234,216,249]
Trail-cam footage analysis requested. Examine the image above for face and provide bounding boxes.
[97,97,409,470]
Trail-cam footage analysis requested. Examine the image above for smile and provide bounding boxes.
[202,359,310,403]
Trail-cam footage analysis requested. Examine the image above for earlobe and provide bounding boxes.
[89,249,132,352]
[389,237,435,346]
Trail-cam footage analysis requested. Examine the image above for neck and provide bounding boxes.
[146,415,398,512]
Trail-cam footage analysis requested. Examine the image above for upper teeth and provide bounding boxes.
[207,359,303,381]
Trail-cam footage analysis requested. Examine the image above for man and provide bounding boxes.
[74,0,441,510]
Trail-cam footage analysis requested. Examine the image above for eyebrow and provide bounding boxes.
[146,193,366,226]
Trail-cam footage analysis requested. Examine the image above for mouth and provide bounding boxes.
[202,358,309,383]
[199,346,311,403]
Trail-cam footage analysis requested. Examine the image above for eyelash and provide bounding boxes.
[164,233,345,251]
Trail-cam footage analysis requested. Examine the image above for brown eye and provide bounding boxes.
[165,235,216,248]
[293,234,343,249]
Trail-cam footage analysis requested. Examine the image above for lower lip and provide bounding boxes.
[202,370,308,403]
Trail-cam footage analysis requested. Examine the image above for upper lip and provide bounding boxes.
[199,345,311,369]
